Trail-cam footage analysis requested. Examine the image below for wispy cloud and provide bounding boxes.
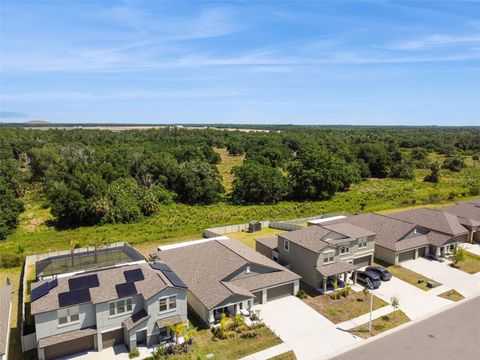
[0,111,30,119]
[384,34,480,50]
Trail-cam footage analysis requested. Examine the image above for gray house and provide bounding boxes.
[0,285,12,360]
[30,263,188,360]
[157,238,301,327]
[257,222,376,292]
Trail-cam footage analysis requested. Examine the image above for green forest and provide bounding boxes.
[0,126,479,267]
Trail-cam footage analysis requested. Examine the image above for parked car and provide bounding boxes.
[355,271,381,289]
[366,266,391,281]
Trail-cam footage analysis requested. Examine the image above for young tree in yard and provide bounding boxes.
[90,237,107,264]
[391,296,400,319]
[363,286,369,302]
[167,321,187,347]
[69,239,80,266]
[424,161,441,183]
[452,248,466,267]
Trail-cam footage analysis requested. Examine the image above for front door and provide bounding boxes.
[136,330,147,346]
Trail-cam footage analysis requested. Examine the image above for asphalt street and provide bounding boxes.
[331,294,480,360]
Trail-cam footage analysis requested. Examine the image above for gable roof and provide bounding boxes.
[0,285,12,356]
[255,236,279,250]
[279,226,332,253]
[31,263,180,315]
[321,222,376,239]
[441,202,480,228]
[387,208,468,236]
[158,238,300,310]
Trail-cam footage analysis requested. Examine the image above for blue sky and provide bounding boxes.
[1,0,479,125]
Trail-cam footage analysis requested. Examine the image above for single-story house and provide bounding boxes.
[441,200,480,243]
[157,238,301,327]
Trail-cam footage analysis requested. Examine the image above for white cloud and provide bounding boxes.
[383,34,480,50]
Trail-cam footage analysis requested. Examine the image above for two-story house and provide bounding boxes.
[256,222,376,292]
[30,263,188,360]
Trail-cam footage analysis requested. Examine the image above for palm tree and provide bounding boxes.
[69,239,80,266]
[167,321,187,347]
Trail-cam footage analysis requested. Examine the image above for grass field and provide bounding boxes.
[451,251,480,274]
[382,265,442,290]
[349,310,410,338]
[301,287,388,324]
[0,157,479,263]
[438,289,465,302]
[228,227,287,248]
[214,147,245,193]
[269,351,297,360]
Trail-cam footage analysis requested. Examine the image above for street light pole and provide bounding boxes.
[366,278,374,333]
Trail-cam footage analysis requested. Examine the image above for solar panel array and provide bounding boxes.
[116,282,137,297]
[149,262,172,272]
[124,268,144,283]
[48,278,58,290]
[162,269,188,289]
[31,282,50,302]
[58,288,91,307]
[68,274,99,290]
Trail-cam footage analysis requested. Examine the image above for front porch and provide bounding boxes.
[209,299,255,326]
[315,261,358,293]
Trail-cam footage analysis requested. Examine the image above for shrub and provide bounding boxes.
[296,289,308,299]
[128,348,140,359]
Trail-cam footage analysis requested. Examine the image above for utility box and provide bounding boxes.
[248,221,262,233]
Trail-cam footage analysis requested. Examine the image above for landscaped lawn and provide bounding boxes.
[269,351,297,360]
[438,289,465,302]
[383,265,441,290]
[349,310,410,338]
[301,285,388,324]
[167,324,282,360]
[451,251,480,274]
[228,227,286,249]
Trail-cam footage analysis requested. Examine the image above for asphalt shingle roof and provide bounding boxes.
[158,239,300,310]
[31,263,176,315]
[316,262,358,277]
[441,203,480,228]
[255,236,279,250]
[279,226,332,253]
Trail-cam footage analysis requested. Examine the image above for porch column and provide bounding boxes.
[344,272,348,283]
[323,276,327,293]
[414,248,419,259]
[352,270,357,284]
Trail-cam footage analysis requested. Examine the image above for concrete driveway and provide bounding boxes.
[353,276,451,320]
[402,257,480,297]
[254,296,360,360]
[57,345,153,360]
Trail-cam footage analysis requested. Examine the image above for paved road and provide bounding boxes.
[331,294,480,360]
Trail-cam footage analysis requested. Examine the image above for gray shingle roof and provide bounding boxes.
[316,262,358,277]
[123,309,150,332]
[279,226,332,253]
[255,236,279,250]
[156,314,184,329]
[31,263,177,315]
[321,222,376,239]
[158,239,300,310]
[441,203,480,227]
[38,327,97,348]
[387,208,467,236]
[0,285,12,356]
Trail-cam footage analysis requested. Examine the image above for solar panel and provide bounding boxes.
[150,262,172,272]
[124,268,144,283]
[48,278,58,290]
[162,270,188,289]
[116,282,137,298]
[31,282,50,302]
[68,274,99,290]
[58,288,91,307]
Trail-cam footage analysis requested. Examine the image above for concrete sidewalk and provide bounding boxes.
[240,343,292,360]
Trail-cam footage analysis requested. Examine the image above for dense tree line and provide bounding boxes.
[0,126,478,236]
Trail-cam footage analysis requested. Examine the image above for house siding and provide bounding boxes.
[374,245,398,265]
[255,242,274,260]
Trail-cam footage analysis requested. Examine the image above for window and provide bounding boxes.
[284,240,290,252]
[159,327,169,339]
[58,306,79,326]
[339,246,349,254]
[358,237,368,249]
[109,298,133,316]
[323,255,334,264]
[159,295,177,313]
